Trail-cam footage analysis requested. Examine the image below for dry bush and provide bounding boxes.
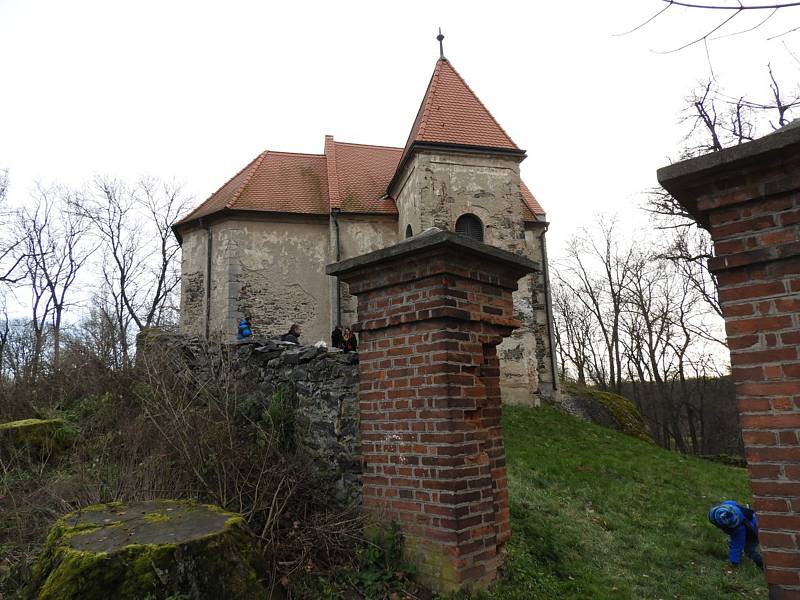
[137,345,365,582]
[0,344,365,597]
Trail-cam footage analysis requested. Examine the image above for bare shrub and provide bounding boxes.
[1,338,366,597]
[137,344,365,580]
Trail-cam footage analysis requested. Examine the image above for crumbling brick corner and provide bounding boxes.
[327,230,538,593]
[659,122,800,599]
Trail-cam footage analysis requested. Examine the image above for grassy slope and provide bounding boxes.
[482,406,767,600]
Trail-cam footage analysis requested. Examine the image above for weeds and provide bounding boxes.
[0,343,364,598]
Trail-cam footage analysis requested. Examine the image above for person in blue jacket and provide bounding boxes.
[708,500,764,569]
[237,317,253,339]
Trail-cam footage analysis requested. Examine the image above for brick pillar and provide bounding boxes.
[659,124,800,599]
[327,230,537,592]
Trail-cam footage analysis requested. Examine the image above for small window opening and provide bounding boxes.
[405,224,413,239]
[455,214,484,242]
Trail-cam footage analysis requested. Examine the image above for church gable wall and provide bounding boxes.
[336,215,399,327]
[205,218,332,344]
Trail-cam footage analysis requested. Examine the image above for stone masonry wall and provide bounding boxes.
[178,225,207,337]
[659,125,800,599]
[138,331,361,500]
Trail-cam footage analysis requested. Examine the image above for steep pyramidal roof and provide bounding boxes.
[175,57,543,230]
[402,58,521,156]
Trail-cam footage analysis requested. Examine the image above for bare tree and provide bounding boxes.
[552,283,595,385]
[0,170,25,286]
[72,177,190,365]
[557,218,634,393]
[15,187,93,373]
[647,67,799,320]
[680,69,798,160]
[553,215,729,453]
[2,319,34,382]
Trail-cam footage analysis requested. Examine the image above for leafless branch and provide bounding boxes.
[663,0,800,9]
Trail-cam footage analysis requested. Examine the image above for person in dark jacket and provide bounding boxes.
[708,500,764,569]
[331,325,344,350]
[280,323,302,344]
[342,327,358,353]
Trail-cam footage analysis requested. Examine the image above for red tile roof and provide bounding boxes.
[332,141,401,214]
[521,181,545,220]
[176,59,545,228]
[176,151,329,224]
[402,59,520,157]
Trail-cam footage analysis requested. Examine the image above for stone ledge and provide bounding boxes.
[657,120,800,189]
[326,229,539,278]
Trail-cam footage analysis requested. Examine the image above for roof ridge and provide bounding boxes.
[442,61,517,149]
[325,135,341,211]
[417,59,443,140]
[258,150,325,157]
[228,150,268,209]
[334,140,403,151]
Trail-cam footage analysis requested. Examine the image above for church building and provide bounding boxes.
[173,48,558,405]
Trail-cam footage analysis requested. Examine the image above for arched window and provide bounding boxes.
[455,214,484,242]
[405,224,413,239]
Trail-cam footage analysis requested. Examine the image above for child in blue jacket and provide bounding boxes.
[708,500,764,569]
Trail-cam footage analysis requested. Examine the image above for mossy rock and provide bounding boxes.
[555,384,655,444]
[31,500,268,600]
[0,418,73,455]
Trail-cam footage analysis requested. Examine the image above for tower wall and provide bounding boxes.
[393,149,555,404]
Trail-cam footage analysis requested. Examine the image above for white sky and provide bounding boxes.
[1,0,799,257]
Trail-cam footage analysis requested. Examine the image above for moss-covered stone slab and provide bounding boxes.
[32,500,268,600]
[556,384,655,443]
[0,418,72,454]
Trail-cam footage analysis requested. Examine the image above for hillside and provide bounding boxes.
[481,406,766,600]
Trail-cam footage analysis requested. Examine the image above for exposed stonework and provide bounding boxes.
[137,330,362,499]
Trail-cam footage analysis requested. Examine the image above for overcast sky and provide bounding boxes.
[2,0,799,256]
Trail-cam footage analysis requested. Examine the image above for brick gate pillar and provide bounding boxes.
[659,124,800,599]
[327,230,538,592]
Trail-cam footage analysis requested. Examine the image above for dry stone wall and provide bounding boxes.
[139,331,361,500]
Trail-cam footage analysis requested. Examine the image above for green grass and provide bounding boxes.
[481,406,766,600]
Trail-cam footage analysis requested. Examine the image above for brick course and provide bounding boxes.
[328,231,537,592]
[659,129,800,599]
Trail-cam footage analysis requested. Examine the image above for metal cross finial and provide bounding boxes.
[437,28,445,60]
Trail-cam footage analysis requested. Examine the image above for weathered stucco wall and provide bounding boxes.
[179,217,333,344]
[391,149,553,405]
[514,224,556,401]
[178,227,207,337]
[226,218,331,343]
[335,215,398,327]
[394,151,525,250]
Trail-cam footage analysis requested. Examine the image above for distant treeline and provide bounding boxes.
[621,376,741,457]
